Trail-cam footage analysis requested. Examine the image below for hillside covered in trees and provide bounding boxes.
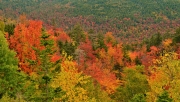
[1,0,180,102]
[1,0,180,43]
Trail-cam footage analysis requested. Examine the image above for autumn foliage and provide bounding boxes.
[2,16,180,101]
[8,19,43,73]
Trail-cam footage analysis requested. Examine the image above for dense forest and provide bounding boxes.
[1,0,180,102]
[1,0,180,43]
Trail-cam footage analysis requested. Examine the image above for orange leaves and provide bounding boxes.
[9,20,43,73]
[53,28,71,43]
[77,33,123,94]
[162,38,173,51]
[162,39,172,51]
[128,51,138,62]
[98,43,123,68]
[114,44,123,64]
[148,46,159,57]
[163,38,172,47]
[85,61,120,94]
[107,46,116,57]
[51,54,61,62]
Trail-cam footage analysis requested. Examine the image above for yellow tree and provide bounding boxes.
[51,53,92,102]
[51,53,115,102]
[147,52,180,101]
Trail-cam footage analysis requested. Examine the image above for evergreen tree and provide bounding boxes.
[69,24,86,45]
[58,41,77,57]
[38,29,55,101]
[112,66,149,102]
[4,23,15,35]
[0,31,25,99]
[157,91,173,102]
[96,33,107,51]
[24,29,60,102]
[173,27,180,43]
[146,33,162,51]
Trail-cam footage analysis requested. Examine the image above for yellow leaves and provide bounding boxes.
[51,55,91,102]
[0,93,26,102]
[148,52,180,101]
[72,40,76,46]
[78,74,91,84]
[148,71,167,94]
[104,32,116,46]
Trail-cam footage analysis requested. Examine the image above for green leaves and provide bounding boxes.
[157,91,173,102]
[130,93,146,102]
[4,23,15,35]
[69,24,86,45]
[25,30,57,101]
[113,66,149,102]
[0,31,25,99]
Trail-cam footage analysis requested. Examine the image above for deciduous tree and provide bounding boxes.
[9,20,43,73]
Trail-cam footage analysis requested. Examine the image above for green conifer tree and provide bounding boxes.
[0,31,25,99]
[157,91,173,102]
[24,29,61,102]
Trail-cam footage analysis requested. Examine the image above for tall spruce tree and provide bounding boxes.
[0,31,25,99]
[38,29,55,101]
[24,29,60,102]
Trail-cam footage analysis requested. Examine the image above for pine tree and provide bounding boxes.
[157,91,173,102]
[112,66,150,102]
[38,29,55,101]
[69,24,86,45]
[0,31,25,99]
[23,29,59,102]
[4,23,15,35]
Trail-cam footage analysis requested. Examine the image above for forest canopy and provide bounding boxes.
[1,0,180,102]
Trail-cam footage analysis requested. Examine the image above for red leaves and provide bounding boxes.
[51,54,61,62]
[78,37,96,61]
[9,20,43,73]
[51,28,71,43]
[83,60,119,94]
[76,33,123,93]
